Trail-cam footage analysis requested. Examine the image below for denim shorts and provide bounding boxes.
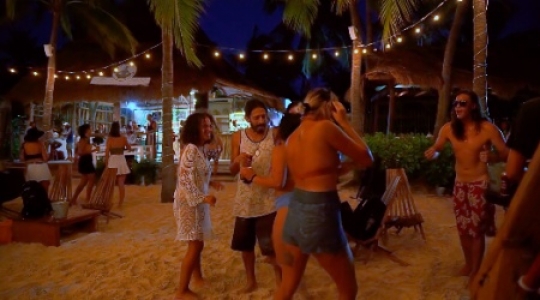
[282,189,348,254]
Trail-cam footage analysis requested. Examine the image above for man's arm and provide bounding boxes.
[425,123,449,160]
[229,131,241,176]
[505,149,527,183]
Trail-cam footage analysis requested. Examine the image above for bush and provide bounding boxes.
[364,133,455,187]
[132,159,158,185]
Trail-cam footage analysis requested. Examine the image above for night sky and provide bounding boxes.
[1,0,539,95]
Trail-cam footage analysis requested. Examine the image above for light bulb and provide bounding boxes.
[334,51,339,57]
[99,71,104,76]
[354,49,359,54]
[33,71,38,76]
[288,54,293,61]
[9,68,16,73]
[397,37,403,43]
[239,53,245,59]
[145,53,151,59]
[415,28,421,34]
[54,74,58,78]
[76,75,80,80]
[86,75,91,79]
[65,76,70,80]
[214,51,220,57]
[114,67,119,72]
[433,15,440,21]
[263,53,269,60]
[362,48,367,54]
[312,53,317,59]
[385,43,391,49]
[129,61,135,66]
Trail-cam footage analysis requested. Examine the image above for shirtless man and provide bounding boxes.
[230,99,280,292]
[425,90,508,283]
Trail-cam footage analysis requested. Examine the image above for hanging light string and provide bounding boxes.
[6,0,458,76]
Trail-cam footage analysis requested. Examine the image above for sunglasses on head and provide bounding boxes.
[453,100,468,108]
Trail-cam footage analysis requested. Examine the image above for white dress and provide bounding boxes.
[173,144,213,241]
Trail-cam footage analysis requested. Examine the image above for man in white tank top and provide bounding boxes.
[230,99,280,292]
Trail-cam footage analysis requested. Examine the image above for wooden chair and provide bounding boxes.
[82,167,120,223]
[348,176,409,266]
[48,164,72,202]
[384,168,426,241]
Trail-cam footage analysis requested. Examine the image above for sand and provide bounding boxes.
[0,178,505,300]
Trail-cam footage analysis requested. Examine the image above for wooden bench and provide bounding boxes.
[11,207,101,247]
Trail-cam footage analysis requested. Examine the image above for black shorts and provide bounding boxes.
[231,212,276,256]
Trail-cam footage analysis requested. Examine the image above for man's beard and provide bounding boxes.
[253,124,266,133]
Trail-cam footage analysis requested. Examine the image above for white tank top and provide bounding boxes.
[233,128,276,217]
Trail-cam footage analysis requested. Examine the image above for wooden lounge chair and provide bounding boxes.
[82,167,120,223]
[345,176,409,266]
[48,164,72,202]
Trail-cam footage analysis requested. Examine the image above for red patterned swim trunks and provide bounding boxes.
[452,180,495,238]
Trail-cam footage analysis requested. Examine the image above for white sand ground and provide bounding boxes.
[0,178,504,300]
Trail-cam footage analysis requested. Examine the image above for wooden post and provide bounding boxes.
[386,80,396,134]
[113,102,121,123]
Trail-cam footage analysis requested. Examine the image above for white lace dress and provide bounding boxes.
[173,144,213,241]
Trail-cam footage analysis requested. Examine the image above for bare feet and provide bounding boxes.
[458,265,471,276]
[240,282,258,293]
[175,289,199,300]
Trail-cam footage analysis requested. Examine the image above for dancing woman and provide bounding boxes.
[105,121,131,207]
[20,128,51,193]
[276,88,373,300]
[71,124,98,205]
[174,112,223,300]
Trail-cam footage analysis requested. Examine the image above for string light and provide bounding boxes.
[65,76,70,80]
[54,74,58,78]
[76,75,80,80]
[6,0,454,74]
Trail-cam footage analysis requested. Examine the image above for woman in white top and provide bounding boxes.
[105,121,131,207]
[173,112,223,300]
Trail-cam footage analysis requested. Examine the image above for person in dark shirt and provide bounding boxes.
[505,97,540,295]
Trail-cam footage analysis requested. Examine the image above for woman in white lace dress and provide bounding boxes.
[174,112,223,300]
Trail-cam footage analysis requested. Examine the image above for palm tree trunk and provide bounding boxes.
[473,0,489,117]
[42,2,61,132]
[434,0,468,136]
[349,1,365,134]
[160,26,175,203]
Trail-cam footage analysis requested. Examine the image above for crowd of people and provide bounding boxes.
[172,88,539,300]
[14,87,539,299]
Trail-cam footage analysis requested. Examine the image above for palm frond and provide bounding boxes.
[3,0,38,20]
[60,13,73,40]
[333,0,352,15]
[148,0,204,68]
[67,1,138,57]
[173,0,204,68]
[282,0,320,38]
[378,0,424,41]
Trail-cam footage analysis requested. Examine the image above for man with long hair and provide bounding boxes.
[425,90,508,283]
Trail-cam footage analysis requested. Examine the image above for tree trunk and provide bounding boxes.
[160,27,176,203]
[434,0,469,136]
[42,2,61,132]
[473,0,489,118]
[349,1,365,134]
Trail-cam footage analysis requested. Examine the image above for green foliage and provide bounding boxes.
[147,0,205,67]
[422,143,455,187]
[132,159,158,185]
[364,133,455,187]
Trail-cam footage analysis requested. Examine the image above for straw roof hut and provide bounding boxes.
[346,48,540,101]
[6,42,284,109]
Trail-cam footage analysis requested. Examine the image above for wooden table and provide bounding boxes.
[11,207,100,247]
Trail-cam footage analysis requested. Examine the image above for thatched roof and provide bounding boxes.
[349,49,540,100]
[6,42,283,109]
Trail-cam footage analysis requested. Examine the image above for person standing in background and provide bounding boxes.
[146,114,157,160]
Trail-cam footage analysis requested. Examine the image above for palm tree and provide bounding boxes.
[148,0,204,203]
[472,0,488,117]
[4,0,137,132]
